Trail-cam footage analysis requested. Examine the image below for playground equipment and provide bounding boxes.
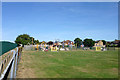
[96,47,101,51]
[70,42,73,51]
[32,43,49,52]
[34,44,39,50]
[60,48,65,51]
[36,44,39,50]
[51,46,58,52]
[62,42,65,48]
[65,48,69,51]
[44,46,48,52]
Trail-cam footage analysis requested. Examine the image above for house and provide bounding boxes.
[106,40,120,47]
[94,40,105,47]
[113,40,120,46]
[106,41,111,44]
[62,40,74,46]
[66,40,74,45]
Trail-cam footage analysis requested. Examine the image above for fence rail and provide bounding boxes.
[0,46,22,80]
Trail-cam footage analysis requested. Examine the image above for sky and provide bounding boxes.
[1,0,120,2]
[2,2,118,42]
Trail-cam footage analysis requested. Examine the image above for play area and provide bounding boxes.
[24,40,111,52]
[32,41,73,52]
[16,40,118,78]
[0,41,118,79]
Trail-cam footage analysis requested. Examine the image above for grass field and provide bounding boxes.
[16,50,118,78]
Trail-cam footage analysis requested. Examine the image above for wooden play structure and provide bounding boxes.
[51,46,57,52]
[96,47,101,51]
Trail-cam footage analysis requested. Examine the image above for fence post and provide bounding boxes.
[18,47,21,63]
[10,50,15,80]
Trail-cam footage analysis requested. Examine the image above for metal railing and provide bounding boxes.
[0,46,22,80]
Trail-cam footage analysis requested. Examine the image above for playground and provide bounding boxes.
[0,41,118,79]
[16,49,118,78]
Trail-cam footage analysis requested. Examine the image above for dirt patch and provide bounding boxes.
[16,51,36,78]
[109,68,118,75]
[17,66,36,78]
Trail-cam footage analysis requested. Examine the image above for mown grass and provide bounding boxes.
[17,50,118,78]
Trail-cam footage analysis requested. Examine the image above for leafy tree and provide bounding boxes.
[106,43,110,47]
[74,38,82,48]
[83,38,95,47]
[34,40,39,44]
[39,42,42,44]
[15,34,32,45]
[102,40,106,45]
[47,41,53,45]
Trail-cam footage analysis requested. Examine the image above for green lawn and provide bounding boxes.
[17,50,118,78]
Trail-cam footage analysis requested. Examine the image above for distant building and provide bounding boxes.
[62,40,74,46]
[106,41,111,44]
[94,40,105,47]
[106,40,120,47]
[113,40,120,46]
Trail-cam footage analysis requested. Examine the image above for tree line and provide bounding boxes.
[15,34,119,47]
[74,38,106,47]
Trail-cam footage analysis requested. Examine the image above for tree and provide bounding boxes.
[102,40,106,45]
[106,43,110,47]
[83,38,95,47]
[34,40,39,44]
[47,41,53,45]
[15,34,32,45]
[74,38,82,48]
[39,42,42,44]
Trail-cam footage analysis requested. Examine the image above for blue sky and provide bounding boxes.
[2,2,118,42]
